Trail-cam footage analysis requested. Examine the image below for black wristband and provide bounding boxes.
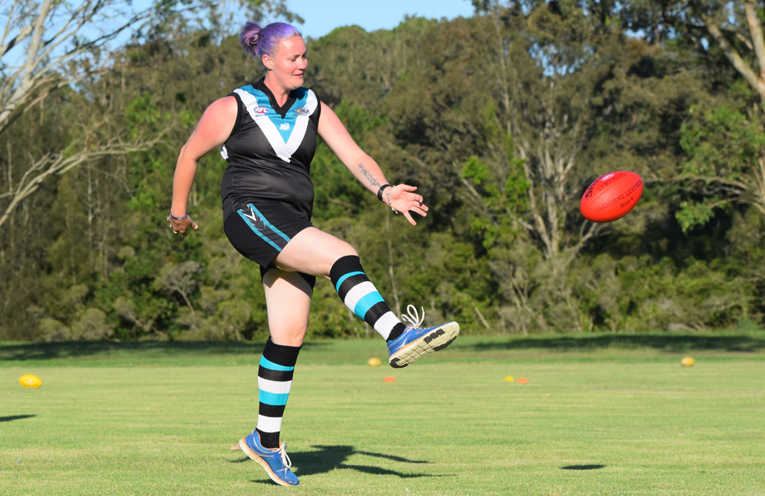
[377,184,392,201]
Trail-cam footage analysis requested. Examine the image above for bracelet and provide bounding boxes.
[169,211,188,221]
[386,188,398,214]
[377,184,391,201]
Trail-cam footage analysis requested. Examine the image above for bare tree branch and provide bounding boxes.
[0,128,164,229]
[0,0,157,137]
[695,4,765,106]
[744,0,765,81]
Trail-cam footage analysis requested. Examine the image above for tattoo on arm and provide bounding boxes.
[357,163,381,188]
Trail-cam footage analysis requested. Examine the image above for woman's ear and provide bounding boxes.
[262,54,273,71]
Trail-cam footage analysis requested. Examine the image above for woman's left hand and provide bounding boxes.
[387,184,428,226]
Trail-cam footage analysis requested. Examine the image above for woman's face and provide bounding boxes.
[263,36,307,91]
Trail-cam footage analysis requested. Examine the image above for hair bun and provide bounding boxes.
[239,21,262,56]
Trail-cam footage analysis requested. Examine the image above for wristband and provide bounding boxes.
[386,188,398,214]
[377,184,392,201]
[169,211,188,221]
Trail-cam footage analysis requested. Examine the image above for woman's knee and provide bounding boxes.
[271,329,306,347]
[335,241,358,259]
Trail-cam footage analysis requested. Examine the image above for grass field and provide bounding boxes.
[2,333,764,495]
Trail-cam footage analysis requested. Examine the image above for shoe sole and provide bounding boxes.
[238,437,296,486]
[389,322,460,368]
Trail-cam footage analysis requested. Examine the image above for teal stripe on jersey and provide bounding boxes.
[247,204,291,244]
[260,356,295,372]
[354,292,385,320]
[238,86,308,142]
[238,210,282,252]
[260,390,290,406]
[335,271,365,292]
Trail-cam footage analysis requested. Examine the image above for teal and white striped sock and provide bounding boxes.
[256,338,301,449]
[329,255,406,341]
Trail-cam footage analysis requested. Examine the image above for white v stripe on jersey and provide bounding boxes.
[234,88,318,164]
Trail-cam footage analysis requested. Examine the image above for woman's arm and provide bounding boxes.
[168,96,238,234]
[317,102,428,226]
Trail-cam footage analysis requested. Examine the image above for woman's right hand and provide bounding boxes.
[167,96,236,237]
[167,213,199,236]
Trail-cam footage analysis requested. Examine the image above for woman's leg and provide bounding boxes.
[239,269,310,487]
[255,269,312,449]
[274,227,406,341]
[272,226,357,277]
[274,227,460,368]
[263,269,312,346]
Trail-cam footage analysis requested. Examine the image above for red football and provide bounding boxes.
[580,171,643,222]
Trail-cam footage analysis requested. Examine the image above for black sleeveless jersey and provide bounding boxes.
[220,78,321,221]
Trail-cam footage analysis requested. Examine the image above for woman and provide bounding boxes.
[167,21,459,486]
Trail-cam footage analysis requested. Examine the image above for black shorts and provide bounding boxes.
[224,201,316,288]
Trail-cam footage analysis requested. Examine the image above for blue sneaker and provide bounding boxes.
[387,305,460,368]
[239,432,299,486]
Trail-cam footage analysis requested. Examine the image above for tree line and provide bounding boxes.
[1,0,764,341]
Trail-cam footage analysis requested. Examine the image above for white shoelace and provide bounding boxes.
[401,304,425,328]
[278,442,292,472]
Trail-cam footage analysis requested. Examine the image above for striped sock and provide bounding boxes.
[256,338,301,449]
[330,255,407,341]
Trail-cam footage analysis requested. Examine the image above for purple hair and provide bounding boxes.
[239,21,302,60]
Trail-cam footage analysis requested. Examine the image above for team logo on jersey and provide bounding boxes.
[293,107,311,116]
[280,123,290,130]
[242,206,266,231]
[254,106,269,114]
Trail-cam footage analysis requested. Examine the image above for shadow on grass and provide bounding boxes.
[560,464,605,471]
[469,333,765,353]
[0,415,36,423]
[0,341,328,362]
[232,444,450,482]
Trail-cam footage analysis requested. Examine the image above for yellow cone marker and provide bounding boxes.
[681,357,695,367]
[367,357,382,367]
[504,376,515,382]
[19,374,42,388]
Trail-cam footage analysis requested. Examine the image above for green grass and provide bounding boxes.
[1,334,764,495]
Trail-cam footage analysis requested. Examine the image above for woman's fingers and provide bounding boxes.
[410,205,428,216]
[391,184,427,212]
[402,211,417,226]
[166,215,198,235]
[391,202,428,224]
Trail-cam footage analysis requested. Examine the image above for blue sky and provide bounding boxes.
[278,0,475,39]
[86,0,475,56]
